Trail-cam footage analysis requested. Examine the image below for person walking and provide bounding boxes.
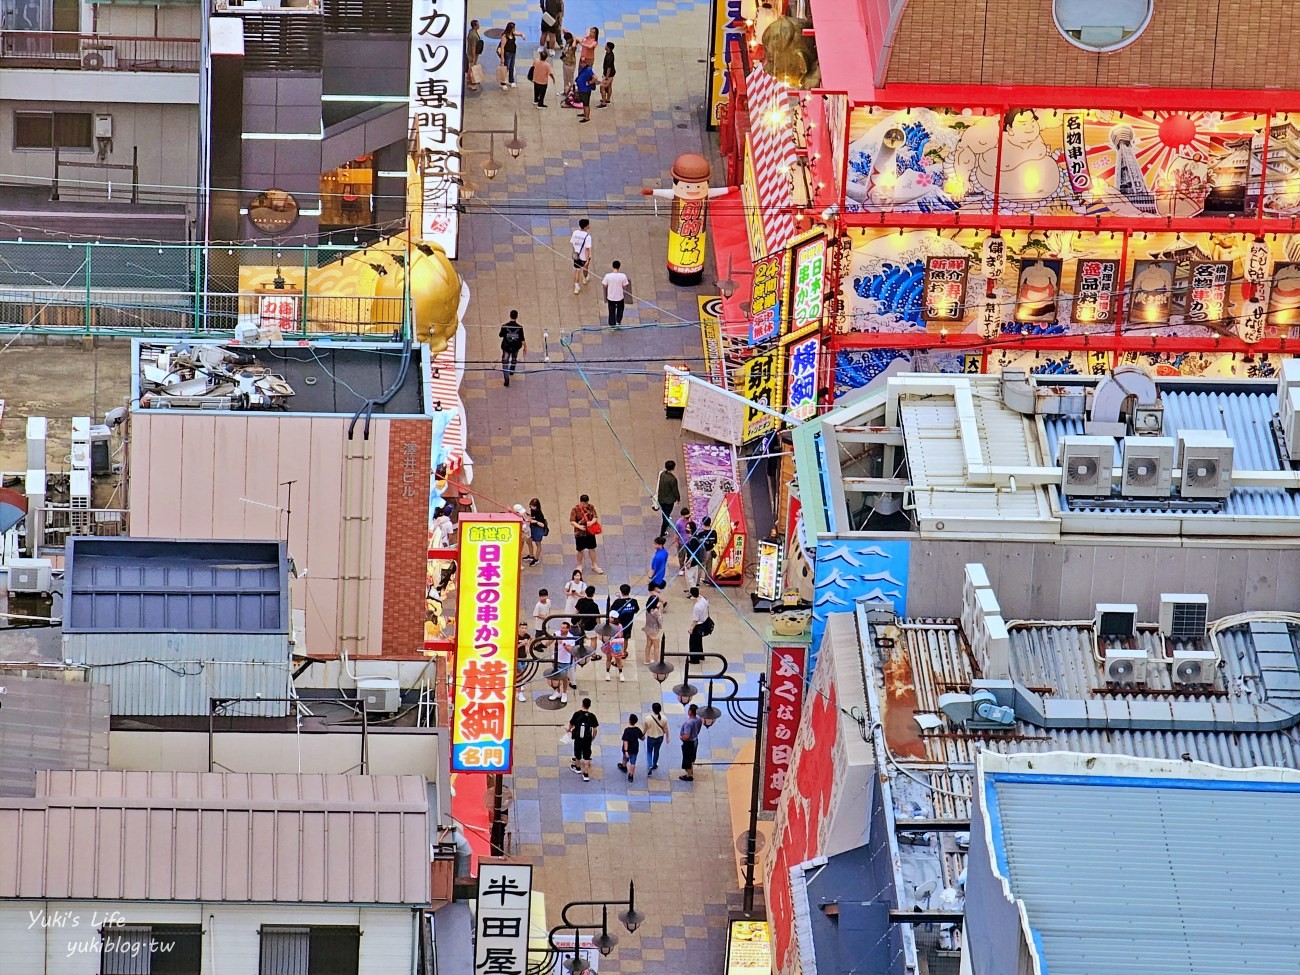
[559,31,577,96]
[642,701,668,772]
[539,0,563,51]
[673,507,691,572]
[641,583,666,663]
[466,20,484,90]
[655,460,681,534]
[687,586,711,664]
[570,218,593,293]
[617,714,644,782]
[567,698,599,781]
[601,260,631,327]
[679,703,703,781]
[548,620,578,704]
[569,493,604,574]
[499,310,526,386]
[574,585,601,656]
[648,535,668,589]
[523,497,547,564]
[598,41,616,107]
[610,583,639,643]
[497,21,523,88]
[529,48,553,107]
[575,59,597,123]
[563,568,585,615]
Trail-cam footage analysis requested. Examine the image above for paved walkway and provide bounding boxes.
[456,0,768,970]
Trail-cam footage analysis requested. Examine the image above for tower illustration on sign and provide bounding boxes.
[1109,125,1158,214]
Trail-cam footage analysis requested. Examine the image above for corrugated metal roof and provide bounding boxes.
[0,771,429,905]
[64,538,289,635]
[0,676,109,797]
[985,772,1300,975]
[1044,387,1300,519]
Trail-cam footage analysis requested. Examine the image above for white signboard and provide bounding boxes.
[409,0,466,256]
[682,379,745,446]
[475,862,532,975]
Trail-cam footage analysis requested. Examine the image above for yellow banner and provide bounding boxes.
[452,515,522,772]
[738,347,785,443]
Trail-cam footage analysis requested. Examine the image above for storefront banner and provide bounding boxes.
[1130,260,1177,325]
[1014,258,1062,325]
[1062,112,1090,193]
[787,234,827,342]
[764,645,807,810]
[1072,259,1119,325]
[409,0,466,255]
[738,348,784,444]
[1187,261,1232,325]
[475,863,532,974]
[1268,263,1300,327]
[749,251,787,345]
[706,0,743,129]
[742,139,767,263]
[922,256,969,322]
[453,514,522,772]
[785,333,819,422]
[756,540,783,600]
[725,918,772,974]
[699,295,727,387]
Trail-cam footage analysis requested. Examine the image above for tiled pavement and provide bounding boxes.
[457,0,770,971]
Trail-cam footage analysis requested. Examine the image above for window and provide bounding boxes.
[14,111,93,150]
[100,925,202,975]
[259,926,361,975]
[1054,0,1152,52]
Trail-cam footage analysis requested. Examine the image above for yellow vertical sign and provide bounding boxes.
[452,514,522,772]
[742,139,767,263]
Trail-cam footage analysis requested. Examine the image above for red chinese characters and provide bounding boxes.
[763,646,807,810]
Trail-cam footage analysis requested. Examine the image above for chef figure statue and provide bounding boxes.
[643,152,734,285]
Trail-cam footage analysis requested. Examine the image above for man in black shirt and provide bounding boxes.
[567,698,599,781]
[574,584,601,656]
[499,310,526,387]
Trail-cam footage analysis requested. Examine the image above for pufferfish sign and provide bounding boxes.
[643,153,735,285]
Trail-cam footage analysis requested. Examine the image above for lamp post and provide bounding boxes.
[649,648,768,916]
[526,881,646,975]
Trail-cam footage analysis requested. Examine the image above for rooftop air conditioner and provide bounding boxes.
[1120,436,1175,498]
[1178,430,1234,500]
[6,558,53,596]
[1059,435,1115,497]
[356,676,401,713]
[1104,646,1148,685]
[1171,648,1218,687]
[1158,593,1210,641]
[1095,603,1138,640]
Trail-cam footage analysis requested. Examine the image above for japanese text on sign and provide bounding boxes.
[788,236,826,340]
[453,516,522,772]
[749,252,785,345]
[785,334,819,422]
[922,256,968,322]
[1187,261,1232,325]
[258,294,298,334]
[475,863,532,975]
[1062,113,1090,193]
[763,646,806,810]
[408,0,465,255]
[980,234,1006,281]
[1073,259,1119,325]
[737,348,784,444]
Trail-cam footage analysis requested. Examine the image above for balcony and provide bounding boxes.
[0,32,199,72]
[212,0,321,13]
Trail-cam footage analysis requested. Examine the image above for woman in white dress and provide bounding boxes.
[563,569,585,616]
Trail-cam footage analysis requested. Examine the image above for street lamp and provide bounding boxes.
[458,113,528,181]
[528,881,645,975]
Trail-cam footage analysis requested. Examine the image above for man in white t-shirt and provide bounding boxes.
[570,218,593,293]
[601,260,631,327]
[688,586,709,664]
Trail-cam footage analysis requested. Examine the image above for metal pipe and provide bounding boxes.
[741,672,766,916]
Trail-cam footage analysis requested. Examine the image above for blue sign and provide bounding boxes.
[811,538,911,670]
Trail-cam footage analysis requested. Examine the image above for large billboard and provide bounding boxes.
[452,514,522,772]
[409,0,466,255]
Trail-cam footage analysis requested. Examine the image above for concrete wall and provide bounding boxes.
[109,728,442,779]
[0,100,198,198]
[127,412,430,657]
[0,901,417,974]
[893,537,1300,622]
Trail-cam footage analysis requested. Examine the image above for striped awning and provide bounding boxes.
[429,337,465,472]
[745,65,797,253]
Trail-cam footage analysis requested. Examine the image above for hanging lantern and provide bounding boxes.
[981,234,1006,282]
[1244,237,1272,303]
[1238,300,1267,344]
[979,291,1003,339]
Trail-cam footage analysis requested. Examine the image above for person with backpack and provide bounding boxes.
[498,310,526,386]
[610,583,640,643]
[570,218,593,293]
[687,586,711,664]
[617,714,644,783]
[641,583,666,664]
[642,701,669,772]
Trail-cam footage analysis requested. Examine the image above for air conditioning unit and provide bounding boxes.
[1282,386,1300,463]
[972,614,1011,680]
[1059,435,1115,497]
[1158,593,1209,641]
[79,42,117,69]
[1129,403,1165,436]
[1178,431,1234,500]
[1095,603,1138,640]
[356,676,400,713]
[961,562,993,638]
[1104,646,1148,685]
[6,558,53,596]
[1120,436,1175,498]
[962,587,999,644]
[1171,648,1218,687]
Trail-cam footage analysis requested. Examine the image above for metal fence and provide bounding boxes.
[0,32,200,72]
[36,505,129,549]
[0,240,407,338]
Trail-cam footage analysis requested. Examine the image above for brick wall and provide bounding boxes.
[380,418,432,656]
[884,0,1300,90]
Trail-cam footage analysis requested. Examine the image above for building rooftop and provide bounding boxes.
[63,537,288,635]
[796,371,1300,542]
[972,752,1300,975]
[0,675,109,797]
[0,771,430,905]
[132,339,433,416]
